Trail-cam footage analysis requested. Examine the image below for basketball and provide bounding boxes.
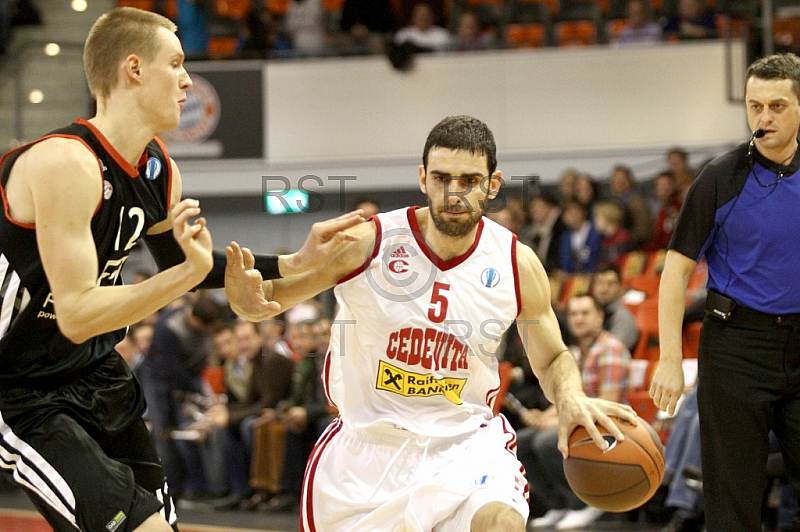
[563,416,665,512]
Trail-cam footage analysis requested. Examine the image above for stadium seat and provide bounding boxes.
[605,17,627,41]
[208,35,239,58]
[682,322,702,359]
[632,298,659,361]
[620,250,648,282]
[554,19,597,45]
[626,274,660,299]
[774,15,800,51]
[493,361,515,415]
[267,0,290,17]
[505,22,550,46]
[216,0,250,18]
[117,0,155,10]
[558,274,592,307]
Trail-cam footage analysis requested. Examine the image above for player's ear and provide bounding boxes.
[124,54,142,84]
[419,165,427,194]
[486,170,502,199]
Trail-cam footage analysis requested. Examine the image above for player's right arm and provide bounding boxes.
[16,139,212,344]
[515,243,636,456]
[650,250,697,415]
[225,219,377,321]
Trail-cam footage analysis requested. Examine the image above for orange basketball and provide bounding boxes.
[563,416,665,512]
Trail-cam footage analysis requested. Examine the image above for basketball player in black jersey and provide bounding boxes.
[0,7,363,532]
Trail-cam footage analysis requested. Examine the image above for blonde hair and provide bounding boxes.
[84,7,177,99]
[593,200,625,227]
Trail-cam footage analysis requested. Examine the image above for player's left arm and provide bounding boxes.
[515,243,636,456]
[145,160,366,286]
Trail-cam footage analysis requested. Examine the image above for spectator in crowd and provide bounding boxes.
[212,319,295,510]
[645,171,683,251]
[350,196,382,219]
[593,200,634,269]
[590,264,639,352]
[558,200,603,274]
[609,164,654,248]
[139,295,226,502]
[396,0,448,29]
[611,0,663,46]
[239,8,290,58]
[658,388,704,532]
[340,0,396,54]
[452,10,494,51]
[394,2,452,52]
[523,294,631,529]
[286,0,327,56]
[265,318,334,512]
[574,174,599,215]
[663,0,716,40]
[521,190,566,274]
[665,147,696,196]
[558,169,580,205]
[177,0,209,58]
[486,196,526,234]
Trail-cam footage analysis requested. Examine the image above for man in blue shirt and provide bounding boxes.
[651,53,800,532]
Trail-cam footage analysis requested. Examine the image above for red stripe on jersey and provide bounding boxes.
[511,235,521,318]
[406,206,485,271]
[0,134,104,228]
[301,417,343,532]
[322,349,336,409]
[76,119,140,178]
[153,136,173,212]
[337,217,382,285]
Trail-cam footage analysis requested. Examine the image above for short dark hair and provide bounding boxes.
[745,53,800,103]
[594,263,622,279]
[422,115,497,176]
[568,293,603,312]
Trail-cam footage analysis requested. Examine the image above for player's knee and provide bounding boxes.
[132,513,174,532]
[470,501,525,532]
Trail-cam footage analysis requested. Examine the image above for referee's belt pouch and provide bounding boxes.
[706,290,736,321]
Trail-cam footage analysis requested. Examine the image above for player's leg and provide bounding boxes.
[133,513,175,532]
[470,501,525,531]
[0,411,166,532]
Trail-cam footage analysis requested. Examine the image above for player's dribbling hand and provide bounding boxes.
[172,198,213,279]
[225,241,281,321]
[280,210,366,276]
[556,395,638,458]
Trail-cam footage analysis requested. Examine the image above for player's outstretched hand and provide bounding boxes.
[281,210,366,276]
[225,241,281,321]
[556,395,638,458]
[172,198,213,279]
[649,357,685,416]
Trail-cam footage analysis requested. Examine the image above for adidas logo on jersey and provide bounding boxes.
[390,246,410,259]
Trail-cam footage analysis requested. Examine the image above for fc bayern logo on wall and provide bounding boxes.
[160,74,221,143]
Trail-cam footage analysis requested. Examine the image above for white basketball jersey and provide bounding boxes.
[325,207,521,437]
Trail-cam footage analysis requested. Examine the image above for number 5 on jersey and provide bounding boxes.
[428,282,450,323]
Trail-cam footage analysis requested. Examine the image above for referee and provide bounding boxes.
[651,53,800,532]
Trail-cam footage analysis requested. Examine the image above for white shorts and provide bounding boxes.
[301,415,529,532]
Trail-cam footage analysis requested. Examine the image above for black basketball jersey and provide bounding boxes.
[0,119,173,388]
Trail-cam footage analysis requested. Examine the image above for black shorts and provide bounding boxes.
[0,354,177,531]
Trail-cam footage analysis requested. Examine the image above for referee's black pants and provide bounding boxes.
[698,307,800,532]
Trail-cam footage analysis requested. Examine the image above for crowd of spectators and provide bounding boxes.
[114,0,793,61]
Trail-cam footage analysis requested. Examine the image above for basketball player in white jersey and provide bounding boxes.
[225,115,638,531]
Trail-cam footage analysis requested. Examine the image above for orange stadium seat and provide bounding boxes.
[323,0,344,11]
[632,298,659,361]
[208,35,239,58]
[216,0,250,18]
[682,322,702,359]
[117,0,155,10]
[554,20,598,46]
[267,0,289,16]
[505,23,549,47]
[626,274,660,299]
[493,361,515,415]
[606,17,626,40]
[774,15,800,50]
[558,274,592,307]
[620,250,647,281]
[716,13,753,39]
